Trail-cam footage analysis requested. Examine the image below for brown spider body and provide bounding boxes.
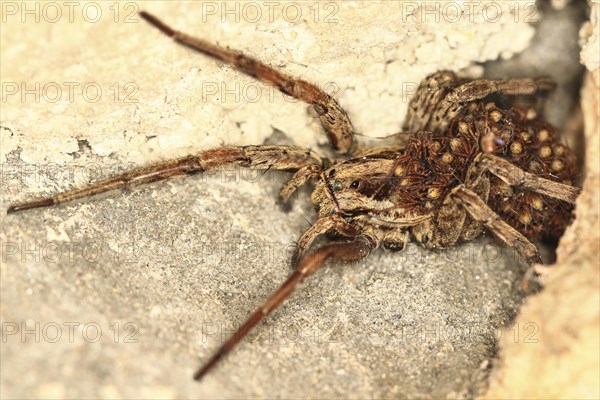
[6,12,580,381]
[308,71,577,261]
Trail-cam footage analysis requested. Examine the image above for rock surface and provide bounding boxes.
[0,2,590,398]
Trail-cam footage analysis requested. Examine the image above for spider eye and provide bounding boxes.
[350,180,361,189]
[332,180,343,191]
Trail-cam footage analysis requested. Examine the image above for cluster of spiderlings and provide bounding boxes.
[389,127,480,212]
[377,95,576,241]
[473,102,577,239]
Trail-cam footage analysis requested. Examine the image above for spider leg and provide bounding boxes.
[405,71,556,134]
[448,76,556,102]
[475,153,579,204]
[279,165,323,203]
[139,11,355,154]
[450,186,542,265]
[193,235,374,381]
[292,214,360,265]
[404,71,458,134]
[432,76,556,132]
[6,145,323,214]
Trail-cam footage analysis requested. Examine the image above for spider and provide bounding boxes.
[6,11,580,381]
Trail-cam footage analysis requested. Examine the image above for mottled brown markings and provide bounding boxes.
[7,12,581,382]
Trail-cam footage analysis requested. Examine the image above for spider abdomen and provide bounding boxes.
[396,90,578,245]
[471,103,578,240]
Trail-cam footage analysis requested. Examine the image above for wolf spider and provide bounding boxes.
[7,11,580,381]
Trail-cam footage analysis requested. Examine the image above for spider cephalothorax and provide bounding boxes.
[7,11,580,381]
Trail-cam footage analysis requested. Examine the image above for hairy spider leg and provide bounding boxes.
[292,214,360,264]
[431,151,580,266]
[139,11,356,154]
[6,146,323,213]
[449,186,543,265]
[476,153,579,204]
[405,71,557,135]
[193,235,374,381]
